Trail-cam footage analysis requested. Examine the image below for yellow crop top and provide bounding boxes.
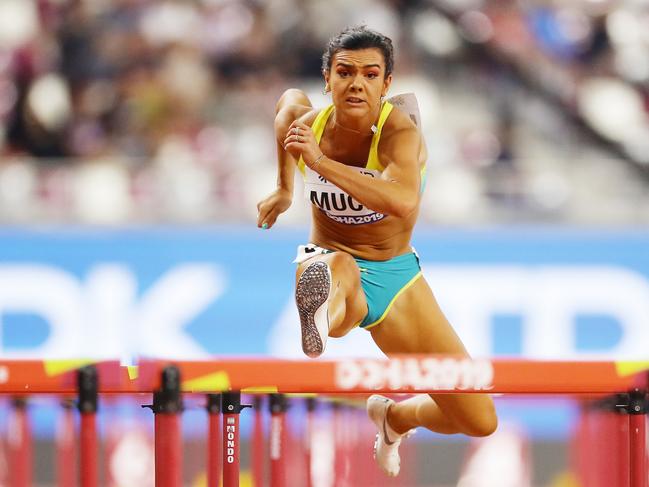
[298,101,426,226]
[298,101,394,175]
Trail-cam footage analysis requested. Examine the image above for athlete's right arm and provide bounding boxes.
[256,91,312,229]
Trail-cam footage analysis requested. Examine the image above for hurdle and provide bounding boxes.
[573,390,649,487]
[0,357,647,486]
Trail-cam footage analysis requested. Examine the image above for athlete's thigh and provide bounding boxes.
[369,276,467,356]
[371,277,496,434]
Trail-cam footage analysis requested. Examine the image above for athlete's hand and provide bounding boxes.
[283,120,322,167]
[256,188,292,229]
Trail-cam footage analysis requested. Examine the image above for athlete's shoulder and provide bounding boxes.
[382,107,419,146]
[384,93,423,135]
[379,97,422,161]
[385,107,417,132]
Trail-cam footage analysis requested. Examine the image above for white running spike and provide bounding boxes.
[367,394,415,477]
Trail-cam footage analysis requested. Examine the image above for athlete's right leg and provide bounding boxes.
[295,252,367,357]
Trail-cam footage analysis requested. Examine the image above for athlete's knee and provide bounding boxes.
[328,252,360,281]
[462,405,498,437]
[328,327,347,338]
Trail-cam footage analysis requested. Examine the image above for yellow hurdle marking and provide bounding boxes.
[44,359,96,377]
[181,371,230,392]
[615,361,649,377]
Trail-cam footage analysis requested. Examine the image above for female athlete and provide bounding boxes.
[256,26,497,477]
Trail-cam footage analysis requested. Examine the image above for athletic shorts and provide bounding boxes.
[293,244,422,329]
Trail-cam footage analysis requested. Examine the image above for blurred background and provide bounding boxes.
[1,0,648,225]
[1,0,649,486]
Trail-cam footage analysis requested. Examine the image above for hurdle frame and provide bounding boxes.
[629,388,648,487]
[0,357,647,486]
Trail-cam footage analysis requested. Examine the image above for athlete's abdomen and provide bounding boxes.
[309,206,418,261]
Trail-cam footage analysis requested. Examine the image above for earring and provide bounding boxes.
[323,86,329,95]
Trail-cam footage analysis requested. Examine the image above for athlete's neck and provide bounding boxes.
[331,105,381,137]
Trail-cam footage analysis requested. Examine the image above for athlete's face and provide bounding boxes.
[324,48,392,117]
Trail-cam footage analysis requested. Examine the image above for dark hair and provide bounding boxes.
[322,26,394,77]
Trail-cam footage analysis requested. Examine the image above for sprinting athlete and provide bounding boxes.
[256,26,497,477]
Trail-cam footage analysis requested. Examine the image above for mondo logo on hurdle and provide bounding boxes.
[226,417,236,464]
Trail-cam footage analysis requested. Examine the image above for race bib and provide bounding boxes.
[303,166,386,225]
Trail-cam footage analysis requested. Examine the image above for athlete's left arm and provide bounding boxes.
[376,127,422,217]
[324,127,420,218]
[287,121,421,218]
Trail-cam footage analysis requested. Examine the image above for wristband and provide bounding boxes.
[311,153,325,168]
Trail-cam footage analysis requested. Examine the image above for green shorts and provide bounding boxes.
[354,252,422,329]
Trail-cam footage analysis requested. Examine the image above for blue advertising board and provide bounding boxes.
[1,226,648,361]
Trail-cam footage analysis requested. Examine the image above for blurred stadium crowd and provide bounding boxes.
[0,0,648,225]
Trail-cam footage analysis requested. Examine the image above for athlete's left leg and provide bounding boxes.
[370,276,498,437]
[366,276,497,476]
